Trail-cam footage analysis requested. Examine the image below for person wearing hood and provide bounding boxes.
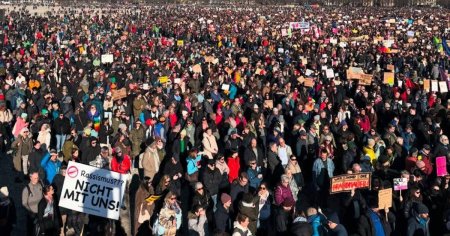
[111,147,131,175]
[28,141,46,179]
[323,210,348,236]
[80,137,101,165]
[188,205,208,236]
[232,214,252,236]
[407,203,430,236]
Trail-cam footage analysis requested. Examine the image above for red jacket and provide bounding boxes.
[227,156,240,183]
[111,155,131,174]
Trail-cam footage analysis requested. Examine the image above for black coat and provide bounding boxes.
[214,203,231,233]
[243,147,264,167]
[37,197,62,235]
[52,117,71,135]
[202,167,222,196]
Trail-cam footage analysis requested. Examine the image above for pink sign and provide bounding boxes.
[436,156,447,177]
[393,178,408,191]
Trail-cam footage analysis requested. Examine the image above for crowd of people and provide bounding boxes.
[0,3,449,236]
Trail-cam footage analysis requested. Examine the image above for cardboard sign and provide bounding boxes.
[347,67,364,80]
[192,64,202,74]
[436,156,447,177]
[101,54,114,64]
[305,69,314,76]
[378,188,393,209]
[264,100,273,109]
[330,173,371,193]
[59,162,127,220]
[423,79,430,92]
[145,194,162,203]
[303,78,315,87]
[439,81,448,93]
[384,72,395,86]
[360,74,373,85]
[240,57,249,63]
[393,178,408,191]
[386,64,395,71]
[111,88,127,101]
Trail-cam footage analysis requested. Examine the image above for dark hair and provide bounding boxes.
[43,185,53,196]
[236,213,249,223]
[192,204,203,213]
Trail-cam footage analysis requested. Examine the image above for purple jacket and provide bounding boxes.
[274,184,295,206]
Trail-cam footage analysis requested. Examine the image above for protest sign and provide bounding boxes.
[431,80,438,92]
[326,69,334,78]
[101,54,114,64]
[330,173,371,193]
[378,188,393,209]
[436,156,447,177]
[111,88,127,101]
[423,79,430,92]
[360,74,373,85]
[177,40,184,46]
[439,81,448,93]
[290,22,310,30]
[386,64,395,71]
[159,76,169,84]
[347,67,364,79]
[204,56,215,63]
[145,194,162,203]
[221,84,230,91]
[393,178,408,191]
[240,57,249,63]
[305,69,314,76]
[384,72,395,86]
[192,64,202,73]
[303,78,315,87]
[264,100,274,109]
[59,162,127,220]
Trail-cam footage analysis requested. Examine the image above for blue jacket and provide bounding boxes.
[246,167,262,190]
[41,152,62,184]
[187,155,202,175]
[308,214,326,236]
[312,157,335,188]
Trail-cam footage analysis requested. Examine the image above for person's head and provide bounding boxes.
[306,207,318,217]
[114,147,123,158]
[416,160,426,172]
[34,141,41,150]
[192,204,205,216]
[221,193,232,208]
[410,185,422,199]
[269,142,277,152]
[238,172,249,187]
[195,182,204,194]
[236,214,250,228]
[164,191,177,205]
[281,174,290,187]
[249,159,257,169]
[101,146,109,157]
[29,172,39,185]
[352,163,362,173]
[50,149,58,162]
[217,154,225,163]
[251,138,257,148]
[414,203,429,219]
[160,175,171,187]
[279,138,286,147]
[320,149,328,160]
[440,135,449,145]
[43,185,54,197]
[90,138,98,147]
[207,159,216,170]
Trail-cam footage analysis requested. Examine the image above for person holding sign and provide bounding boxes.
[37,185,62,236]
[357,195,393,236]
[134,176,155,235]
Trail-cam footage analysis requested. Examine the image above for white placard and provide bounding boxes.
[59,162,127,220]
[305,69,313,76]
[221,84,230,91]
[431,80,438,92]
[101,54,114,64]
[326,69,334,78]
[439,81,448,93]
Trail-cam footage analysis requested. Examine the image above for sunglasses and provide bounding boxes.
[170,197,177,200]
[260,187,266,190]
[250,162,257,165]
[197,187,203,191]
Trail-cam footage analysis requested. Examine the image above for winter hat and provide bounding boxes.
[324,210,340,224]
[414,203,429,214]
[220,193,231,204]
[20,113,28,119]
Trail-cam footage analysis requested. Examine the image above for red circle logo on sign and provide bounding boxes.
[67,166,79,178]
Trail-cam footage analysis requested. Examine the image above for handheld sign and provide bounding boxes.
[393,178,408,191]
[59,162,127,220]
[378,188,393,209]
[330,173,371,193]
[436,156,447,177]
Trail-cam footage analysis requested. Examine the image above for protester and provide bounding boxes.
[1,4,450,235]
